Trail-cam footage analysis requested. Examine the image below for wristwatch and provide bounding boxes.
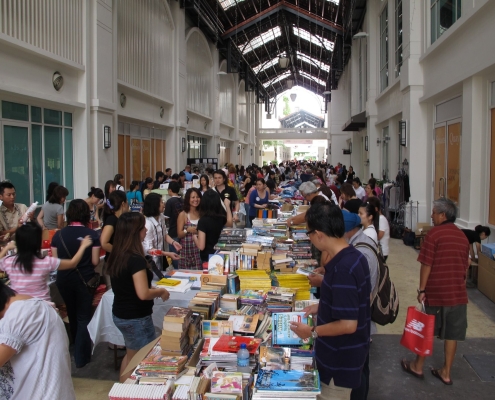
[417,289,426,294]
[311,326,318,339]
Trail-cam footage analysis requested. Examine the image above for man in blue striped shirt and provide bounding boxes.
[290,202,371,399]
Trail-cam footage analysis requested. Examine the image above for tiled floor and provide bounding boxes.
[72,239,495,399]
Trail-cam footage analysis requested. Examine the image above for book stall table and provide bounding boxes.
[107,185,327,399]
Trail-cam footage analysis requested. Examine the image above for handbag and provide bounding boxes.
[400,303,435,357]
[59,232,101,295]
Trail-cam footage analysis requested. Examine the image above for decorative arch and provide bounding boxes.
[219,60,234,126]
[238,80,247,132]
[186,28,213,116]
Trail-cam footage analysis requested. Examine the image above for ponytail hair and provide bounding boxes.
[103,190,127,222]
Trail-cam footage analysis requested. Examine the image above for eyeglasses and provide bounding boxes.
[306,230,316,237]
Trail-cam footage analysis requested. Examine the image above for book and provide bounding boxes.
[163,307,192,324]
[212,335,262,355]
[255,369,320,393]
[202,320,234,338]
[204,394,241,400]
[272,312,314,346]
[259,346,290,370]
[228,314,259,335]
[210,371,243,394]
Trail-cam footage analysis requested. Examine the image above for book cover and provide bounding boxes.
[163,307,192,324]
[259,346,290,370]
[272,312,314,346]
[202,320,234,338]
[210,371,243,394]
[228,314,259,335]
[212,335,262,355]
[255,369,320,392]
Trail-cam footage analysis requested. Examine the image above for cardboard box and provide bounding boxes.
[296,205,310,214]
[478,254,495,303]
[415,223,432,236]
[481,243,495,259]
[200,274,228,286]
[281,203,294,212]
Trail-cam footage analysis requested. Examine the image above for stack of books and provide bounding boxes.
[228,314,260,335]
[188,291,220,319]
[215,304,257,320]
[235,270,272,292]
[133,343,188,379]
[273,274,311,301]
[214,229,246,251]
[109,381,174,400]
[265,287,296,313]
[210,371,243,395]
[237,288,267,305]
[220,293,240,311]
[258,346,314,371]
[188,376,211,399]
[197,337,238,371]
[188,312,201,345]
[272,254,295,273]
[252,369,320,399]
[161,307,193,356]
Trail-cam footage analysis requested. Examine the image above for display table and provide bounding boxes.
[88,288,197,350]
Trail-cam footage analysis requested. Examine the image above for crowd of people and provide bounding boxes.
[0,158,492,399]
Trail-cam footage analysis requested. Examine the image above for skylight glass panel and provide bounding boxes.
[240,27,282,55]
[293,27,334,51]
[219,0,245,11]
[326,0,340,5]
[299,70,326,86]
[263,71,291,88]
[296,51,330,72]
[253,57,279,74]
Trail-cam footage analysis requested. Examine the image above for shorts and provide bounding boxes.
[112,314,157,350]
[425,304,467,341]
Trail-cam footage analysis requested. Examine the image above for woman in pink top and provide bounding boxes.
[0,222,92,302]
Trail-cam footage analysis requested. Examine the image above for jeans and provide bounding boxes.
[244,204,251,228]
[112,314,156,350]
[56,271,93,368]
[169,237,179,269]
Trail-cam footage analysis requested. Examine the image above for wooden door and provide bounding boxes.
[142,139,151,180]
[434,126,446,199]
[446,122,461,204]
[489,109,495,224]
[131,138,142,181]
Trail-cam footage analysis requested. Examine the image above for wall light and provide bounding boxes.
[377,138,382,146]
[52,71,64,91]
[237,146,241,155]
[103,125,111,149]
[204,122,208,130]
[399,120,407,146]
[217,143,221,154]
[181,137,186,152]
[159,106,164,118]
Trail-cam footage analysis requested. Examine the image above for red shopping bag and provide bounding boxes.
[400,305,435,357]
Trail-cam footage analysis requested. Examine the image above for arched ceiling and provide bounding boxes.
[180,0,367,101]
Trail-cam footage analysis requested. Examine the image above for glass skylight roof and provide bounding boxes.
[293,27,334,51]
[263,71,291,88]
[253,56,281,75]
[296,51,330,72]
[327,0,340,5]
[240,26,282,55]
[299,70,326,86]
[219,0,245,11]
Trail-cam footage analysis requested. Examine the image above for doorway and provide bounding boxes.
[434,120,461,204]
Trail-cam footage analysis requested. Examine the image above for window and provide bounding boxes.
[380,5,389,92]
[253,56,281,75]
[395,0,403,77]
[298,71,326,87]
[293,27,334,51]
[263,71,291,88]
[296,51,331,72]
[219,0,245,11]
[1,101,73,205]
[431,0,461,44]
[240,27,281,55]
[187,135,207,158]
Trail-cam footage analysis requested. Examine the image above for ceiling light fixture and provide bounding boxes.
[286,79,294,89]
[278,56,290,69]
[353,32,369,40]
[323,90,331,95]
[217,71,227,75]
[290,93,297,102]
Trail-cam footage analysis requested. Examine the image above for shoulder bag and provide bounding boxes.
[59,232,101,295]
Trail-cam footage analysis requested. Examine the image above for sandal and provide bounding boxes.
[431,369,453,385]
[401,359,424,379]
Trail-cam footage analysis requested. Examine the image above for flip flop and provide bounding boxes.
[401,359,424,379]
[431,369,453,385]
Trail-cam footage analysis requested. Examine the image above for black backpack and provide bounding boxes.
[355,242,400,325]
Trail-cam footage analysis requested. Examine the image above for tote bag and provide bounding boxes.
[400,305,435,357]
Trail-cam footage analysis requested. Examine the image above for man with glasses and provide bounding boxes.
[401,198,469,385]
[290,202,371,400]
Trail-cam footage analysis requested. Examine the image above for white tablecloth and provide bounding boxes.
[87,288,196,350]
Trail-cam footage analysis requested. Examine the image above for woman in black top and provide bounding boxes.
[106,212,170,382]
[462,225,491,263]
[193,190,231,262]
[101,191,128,261]
[51,200,101,368]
